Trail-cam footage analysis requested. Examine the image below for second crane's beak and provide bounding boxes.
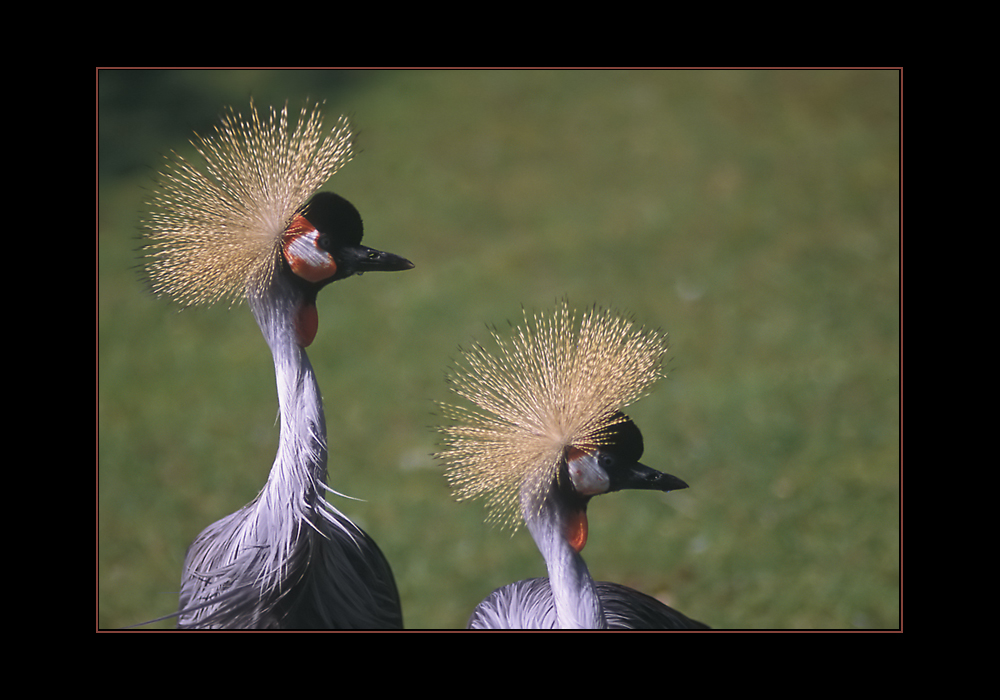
[339,245,414,277]
[607,461,689,495]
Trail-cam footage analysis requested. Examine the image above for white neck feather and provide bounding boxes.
[249,277,329,513]
[524,490,607,629]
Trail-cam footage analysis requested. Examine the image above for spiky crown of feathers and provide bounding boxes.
[437,301,668,531]
[143,99,353,306]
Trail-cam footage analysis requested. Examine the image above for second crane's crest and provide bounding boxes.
[143,99,353,307]
[438,301,668,531]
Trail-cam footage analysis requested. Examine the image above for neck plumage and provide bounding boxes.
[524,486,607,629]
[248,275,329,518]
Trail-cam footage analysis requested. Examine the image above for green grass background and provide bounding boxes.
[98,69,900,630]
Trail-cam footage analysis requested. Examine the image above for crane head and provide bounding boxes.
[144,101,414,311]
[283,192,414,287]
[439,301,670,533]
[560,413,688,552]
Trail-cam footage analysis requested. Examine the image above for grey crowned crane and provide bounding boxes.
[438,302,708,629]
[143,101,412,628]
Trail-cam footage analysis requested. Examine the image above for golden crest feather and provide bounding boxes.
[437,300,668,531]
[143,99,353,306]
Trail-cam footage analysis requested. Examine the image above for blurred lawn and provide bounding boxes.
[98,69,900,630]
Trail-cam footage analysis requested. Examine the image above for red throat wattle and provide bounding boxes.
[295,303,319,347]
[566,509,589,553]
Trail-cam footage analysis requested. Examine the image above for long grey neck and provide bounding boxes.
[248,276,329,514]
[524,488,606,629]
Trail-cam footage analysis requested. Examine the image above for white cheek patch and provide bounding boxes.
[568,453,610,495]
[283,220,338,283]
